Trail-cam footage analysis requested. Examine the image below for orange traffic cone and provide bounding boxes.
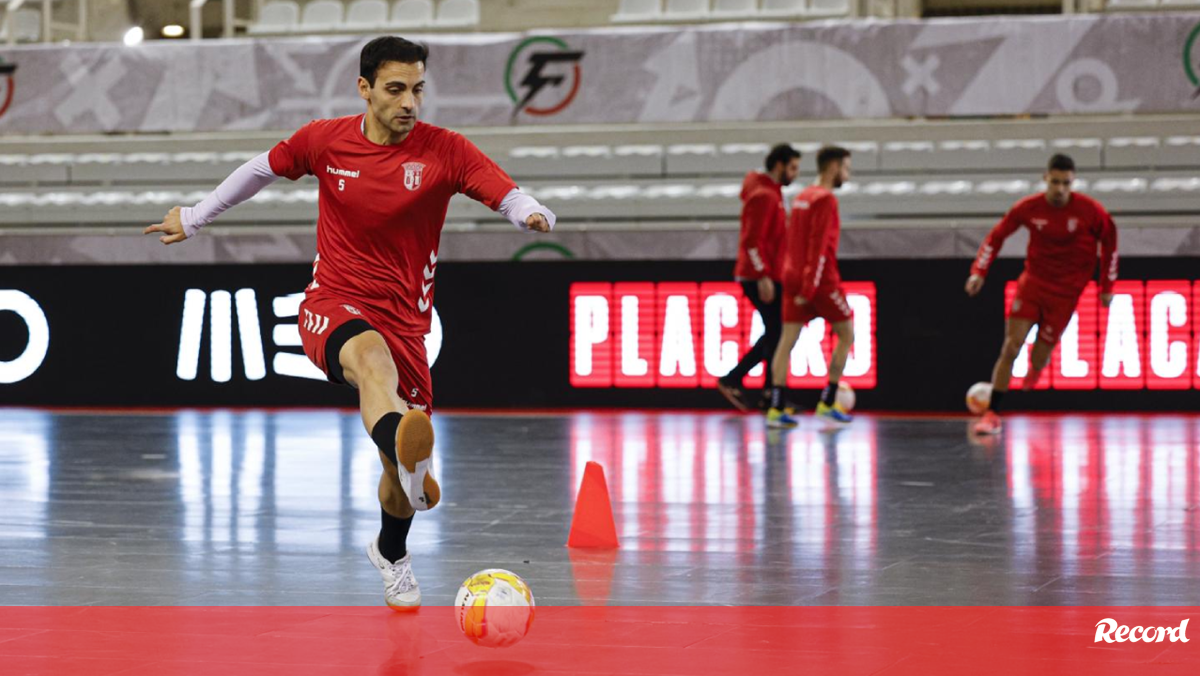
[566,461,619,549]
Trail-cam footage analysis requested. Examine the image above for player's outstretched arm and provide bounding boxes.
[142,152,281,246]
[524,212,552,233]
[967,205,1023,296]
[144,207,187,245]
[1098,209,1118,308]
[500,188,556,233]
[965,274,985,297]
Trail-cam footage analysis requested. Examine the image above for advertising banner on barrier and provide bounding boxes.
[5,260,1200,410]
[1,13,1199,133]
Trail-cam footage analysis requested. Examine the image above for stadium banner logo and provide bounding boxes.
[174,289,442,384]
[1186,21,1200,98]
[1,15,1197,132]
[505,36,584,118]
[0,57,15,121]
[1005,280,1200,391]
[0,290,49,384]
[569,282,877,390]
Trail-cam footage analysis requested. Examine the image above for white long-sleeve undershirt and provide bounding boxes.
[180,153,555,237]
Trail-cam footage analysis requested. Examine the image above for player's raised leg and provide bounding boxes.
[766,322,803,428]
[815,318,854,425]
[976,317,1035,435]
[338,330,435,610]
[339,330,440,514]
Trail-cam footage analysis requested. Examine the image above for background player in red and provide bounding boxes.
[966,154,1118,435]
[767,146,855,429]
[717,144,800,412]
[142,37,556,609]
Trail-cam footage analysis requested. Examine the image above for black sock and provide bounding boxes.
[770,386,783,409]
[821,381,838,407]
[990,389,1006,413]
[371,412,402,466]
[378,508,413,563]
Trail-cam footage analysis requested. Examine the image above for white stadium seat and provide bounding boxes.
[612,0,662,22]
[666,144,718,175]
[391,0,434,27]
[1052,138,1102,169]
[809,0,850,14]
[435,0,480,27]
[1159,137,1200,167]
[716,143,770,174]
[249,1,301,34]
[760,0,806,15]
[665,0,710,18]
[712,0,757,15]
[1106,137,1160,168]
[345,0,390,28]
[880,141,935,172]
[4,7,43,42]
[301,0,345,31]
[989,139,1047,171]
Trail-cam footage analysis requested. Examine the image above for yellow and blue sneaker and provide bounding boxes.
[815,402,853,426]
[766,407,799,429]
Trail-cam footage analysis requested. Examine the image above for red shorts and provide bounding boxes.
[298,291,433,412]
[781,284,854,325]
[1009,277,1080,347]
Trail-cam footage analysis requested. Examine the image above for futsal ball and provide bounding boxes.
[836,382,855,412]
[966,382,993,414]
[455,569,535,648]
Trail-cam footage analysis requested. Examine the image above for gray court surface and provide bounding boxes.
[1,409,1196,607]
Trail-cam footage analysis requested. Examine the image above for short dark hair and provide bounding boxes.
[765,144,801,172]
[1048,153,1075,173]
[360,37,429,86]
[817,145,851,172]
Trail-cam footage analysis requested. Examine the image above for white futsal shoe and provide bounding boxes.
[396,409,440,511]
[367,537,421,610]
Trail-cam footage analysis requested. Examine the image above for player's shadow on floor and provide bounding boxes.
[453,660,536,676]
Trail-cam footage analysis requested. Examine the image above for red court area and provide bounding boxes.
[1,606,1197,676]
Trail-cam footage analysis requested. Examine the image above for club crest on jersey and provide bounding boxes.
[1068,218,1078,233]
[403,162,425,191]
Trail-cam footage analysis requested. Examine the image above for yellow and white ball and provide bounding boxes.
[455,569,535,648]
[966,382,993,415]
[836,382,856,412]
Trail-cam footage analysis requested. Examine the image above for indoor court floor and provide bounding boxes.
[1,409,1199,675]
[2,408,1196,608]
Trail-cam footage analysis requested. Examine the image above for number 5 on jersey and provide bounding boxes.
[338,178,345,192]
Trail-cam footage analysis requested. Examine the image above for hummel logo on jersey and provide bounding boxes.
[403,162,425,191]
[341,304,362,316]
[302,309,330,335]
[326,165,360,178]
[418,250,437,313]
[1033,218,1048,231]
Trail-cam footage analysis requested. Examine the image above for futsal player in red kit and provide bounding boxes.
[143,38,556,608]
[767,146,855,429]
[966,154,1117,435]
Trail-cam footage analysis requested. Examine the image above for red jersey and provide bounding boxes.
[269,116,517,335]
[782,186,842,299]
[971,192,1118,297]
[733,171,786,281]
